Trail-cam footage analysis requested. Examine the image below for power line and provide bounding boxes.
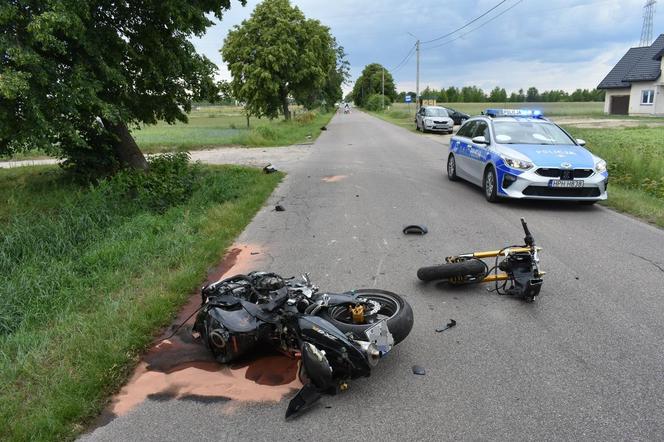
[421,0,508,44]
[425,0,524,50]
[391,44,417,73]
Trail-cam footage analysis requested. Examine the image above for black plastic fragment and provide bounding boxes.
[286,383,322,420]
[263,164,277,174]
[321,126,327,131]
[403,225,428,235]
[436,319,457,333]
[412,365,426,375]
[275,205,285,212]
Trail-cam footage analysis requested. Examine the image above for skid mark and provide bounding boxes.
[321,175,348,183]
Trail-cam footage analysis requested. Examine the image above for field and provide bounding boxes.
[0,163,282,440]
[563,126,664,227]
[133,106,332,153]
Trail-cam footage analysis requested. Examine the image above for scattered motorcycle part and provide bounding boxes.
[412,365,426,376]
[285,383,322,420]
[263,164,278,174]
[416,218,544,301]
[193,272,415,419]
[275,205,285,212]
[435,319,457,333]
[321,126,327,131]
[403,224,428,235]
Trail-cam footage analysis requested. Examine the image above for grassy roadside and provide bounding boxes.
[0,164,282,440]
[563,126,664,227]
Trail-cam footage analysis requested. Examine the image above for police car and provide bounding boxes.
[447,109,608,204]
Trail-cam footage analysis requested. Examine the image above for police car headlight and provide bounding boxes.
[595,159,607,173]
[502,156,533,170]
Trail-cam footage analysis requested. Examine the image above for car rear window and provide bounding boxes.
[493,121,575,145]
[425,108,449,117]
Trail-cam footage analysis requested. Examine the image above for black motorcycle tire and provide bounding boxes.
[318,289,413,345]
[417,260,486,282]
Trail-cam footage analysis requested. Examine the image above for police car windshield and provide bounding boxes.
[425,108,449,117]
[493,121,575,145]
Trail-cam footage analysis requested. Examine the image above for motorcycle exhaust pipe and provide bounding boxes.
[357,341,381,366]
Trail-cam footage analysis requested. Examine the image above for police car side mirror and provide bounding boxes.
[471,136,488,145]
[576,138,586,146]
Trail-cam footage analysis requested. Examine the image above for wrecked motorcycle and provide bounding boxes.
[417,218,544,302]
[193,272,413,418]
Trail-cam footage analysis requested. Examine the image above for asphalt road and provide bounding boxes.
[84,111,664,441]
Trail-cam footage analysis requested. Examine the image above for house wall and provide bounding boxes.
[629,80,664,116]
[603,88,630,114]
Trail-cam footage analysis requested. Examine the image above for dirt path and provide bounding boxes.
[0,145,313,171]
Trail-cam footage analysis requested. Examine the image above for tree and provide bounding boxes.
[351,63,397,107]
[446,86,460,103]
[488,87,508,103]
[222,0,340,120]
[0,0,239,175]
[526,87,540,102]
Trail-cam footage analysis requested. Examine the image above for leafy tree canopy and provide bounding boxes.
[351,63,397,107]
[222,0,345,120]
[0,0,240,176]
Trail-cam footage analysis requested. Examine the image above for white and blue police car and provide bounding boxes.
[447,109,608,204]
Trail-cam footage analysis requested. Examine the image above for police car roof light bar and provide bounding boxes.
[485,109,545,119]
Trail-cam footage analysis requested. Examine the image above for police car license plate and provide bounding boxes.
[549,180,584,188]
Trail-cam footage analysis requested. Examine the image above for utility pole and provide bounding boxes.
[415,39,420,110]
[382,67,385,110]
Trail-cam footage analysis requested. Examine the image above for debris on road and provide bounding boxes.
[435,319,457,333]
[321,126,327,131]
[193,272,414,419]
[263,164,278,174]
[412,365,426,376]
[275,205,285,212]
[403,225,428,235]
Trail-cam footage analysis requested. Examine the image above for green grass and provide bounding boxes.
[0,164,282,440]
[563,126,664,227]
[134,106,333,153]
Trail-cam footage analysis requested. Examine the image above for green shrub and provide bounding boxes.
[365,94,391,111]
[107,152,199,213]
[294,111,316,124]
[255,125,278,141]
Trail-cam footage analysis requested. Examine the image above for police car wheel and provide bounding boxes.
[447,155,459,181]
[483,167,499,203]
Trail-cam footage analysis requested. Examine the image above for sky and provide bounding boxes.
[191,0,664,95]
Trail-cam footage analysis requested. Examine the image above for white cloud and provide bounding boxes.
[192,0,664,93]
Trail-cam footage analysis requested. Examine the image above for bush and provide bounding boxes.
[364,94,391,111]
[104,152,200,213]
[255,125,278,141]
[294,111,316,124]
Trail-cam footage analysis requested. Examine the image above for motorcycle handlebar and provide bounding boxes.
[521,217,535,246]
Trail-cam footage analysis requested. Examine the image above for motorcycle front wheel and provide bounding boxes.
[417,260,487,282]
[318,289,413,345]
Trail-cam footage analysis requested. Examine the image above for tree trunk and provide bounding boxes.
[103,119,149,170]
[280,87,290,120]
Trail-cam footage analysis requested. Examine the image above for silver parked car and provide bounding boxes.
[415,106,454,134]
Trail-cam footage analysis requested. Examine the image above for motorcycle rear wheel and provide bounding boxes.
[417,260,487,282]
[318,289,413,345]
